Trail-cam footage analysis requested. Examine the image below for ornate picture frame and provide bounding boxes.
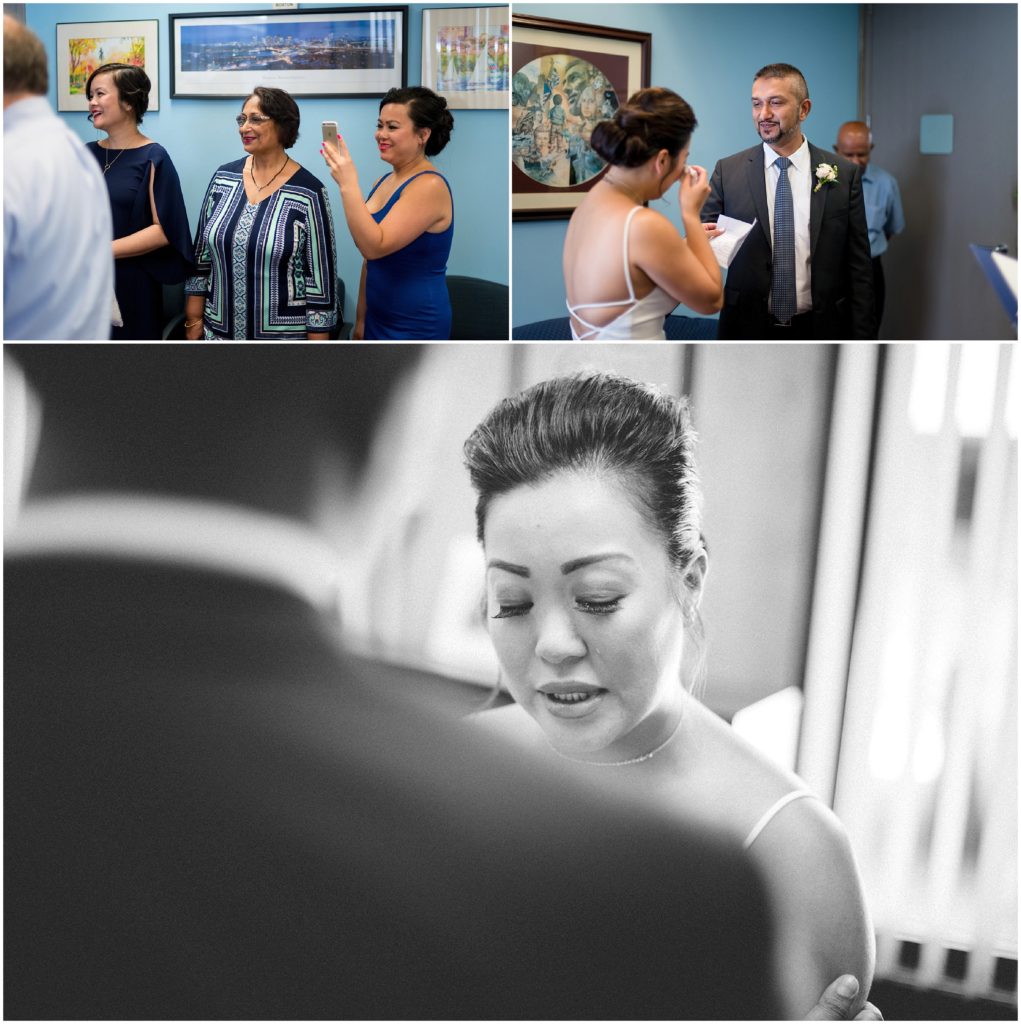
[421,6,509,110]
[511,13,650,221]
[169,6,407,98]
[56,19,160,113]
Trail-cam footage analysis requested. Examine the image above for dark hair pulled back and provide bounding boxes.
[464,371,704,572]
[380,86,454,156]
[590,87,697,168]
[86,63,151,124]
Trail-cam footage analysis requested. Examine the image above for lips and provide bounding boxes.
[537,682,607,718]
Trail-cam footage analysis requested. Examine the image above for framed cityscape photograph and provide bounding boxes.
[169,7,407,98]
[511,13,650,220]
[56,19,159,112]
[421,6,509,110]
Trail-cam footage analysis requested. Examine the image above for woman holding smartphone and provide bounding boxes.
[320,86,454,340]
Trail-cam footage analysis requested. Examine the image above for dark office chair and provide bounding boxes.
[512,313,719,340]
[446,275,509,340]
[162,282,186,340]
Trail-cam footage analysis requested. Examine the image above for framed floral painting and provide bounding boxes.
[56,19,159,112]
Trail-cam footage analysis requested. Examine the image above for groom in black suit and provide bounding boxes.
[702,63,876,339]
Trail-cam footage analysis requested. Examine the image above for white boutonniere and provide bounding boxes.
[813,162,839,192]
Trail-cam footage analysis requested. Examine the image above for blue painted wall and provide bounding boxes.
[26,2,509,324]
[512,3,860,327]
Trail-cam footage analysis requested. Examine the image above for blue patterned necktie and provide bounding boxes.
[772,156,796,324]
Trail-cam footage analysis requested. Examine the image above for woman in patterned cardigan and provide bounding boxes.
[185,87,337,341]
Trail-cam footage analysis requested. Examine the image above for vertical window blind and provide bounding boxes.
[832,344,1017,1002]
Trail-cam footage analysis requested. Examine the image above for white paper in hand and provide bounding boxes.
[709,214,756,268]
[111,291,124,328]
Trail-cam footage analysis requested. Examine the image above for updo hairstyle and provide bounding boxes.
[590,86,697,168]
[244,87,300,148]
[380,86,454,156]
[86,63,151,124]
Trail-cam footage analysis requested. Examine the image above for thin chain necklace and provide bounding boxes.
[604,175,644,205]
[103,147,126,174]
[552,707,685,768]
[100,128,147,174]
[249,155,290,191]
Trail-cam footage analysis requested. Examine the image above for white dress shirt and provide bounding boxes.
[763,136,813,315]
[3,96,114,339]
[5,493,343,614]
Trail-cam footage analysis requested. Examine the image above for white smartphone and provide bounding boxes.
[322,121,339,152]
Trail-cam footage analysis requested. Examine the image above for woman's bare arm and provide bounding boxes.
[112,162,170,259]
[749,798,875,1019]
[629,209,724,315]
[321,135,449,260]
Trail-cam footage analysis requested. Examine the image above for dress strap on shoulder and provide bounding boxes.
[365,173,393,202]
[742,790,816,851]
[620,205,644,302]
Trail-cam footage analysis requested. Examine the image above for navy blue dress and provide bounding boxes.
[364,171,453,340]
[88,141,194,340]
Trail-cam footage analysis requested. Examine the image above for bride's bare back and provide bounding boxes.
[563,172,723,338]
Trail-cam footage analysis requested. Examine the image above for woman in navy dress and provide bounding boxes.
[184,87,337,341]
[320,87,454,340]
[85,63,193,340]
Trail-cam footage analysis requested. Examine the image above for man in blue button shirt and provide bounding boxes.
[4,14,113,339]
[834,121,905,332]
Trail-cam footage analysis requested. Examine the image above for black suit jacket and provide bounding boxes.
[5,553,779,1019]
[702,141,876,339]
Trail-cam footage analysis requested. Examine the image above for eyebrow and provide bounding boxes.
[486,553,633,578]
[487,559,529,577]
[560,553,633,574]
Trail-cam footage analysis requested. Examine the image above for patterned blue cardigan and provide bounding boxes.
[186,159,338,340]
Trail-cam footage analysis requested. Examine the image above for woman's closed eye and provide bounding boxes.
[492,601,532,619]
[576,596,623,614]
[490,596,624,619]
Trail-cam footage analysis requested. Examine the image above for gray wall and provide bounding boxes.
[864,4,1017,339]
